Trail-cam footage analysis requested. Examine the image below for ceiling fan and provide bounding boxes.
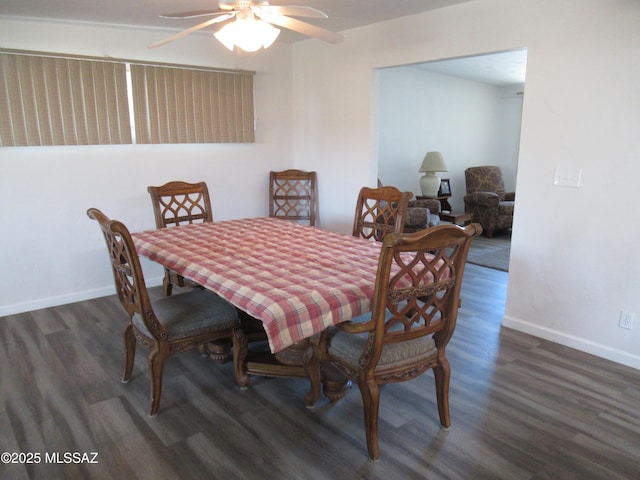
[149,1,344,52]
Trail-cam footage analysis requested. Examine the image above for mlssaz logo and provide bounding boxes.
[45,452,99,464]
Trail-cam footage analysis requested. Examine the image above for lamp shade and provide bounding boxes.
[419,151,447,197]
[419,151,448,173]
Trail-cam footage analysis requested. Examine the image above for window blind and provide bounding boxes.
[0,53,131,146]
[130,64,255,144]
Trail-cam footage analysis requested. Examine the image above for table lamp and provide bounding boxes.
[419,151,448,197]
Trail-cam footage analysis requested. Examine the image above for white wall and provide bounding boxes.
[290,0,640,368]
[0,18,295,314]
[377,66,522,211]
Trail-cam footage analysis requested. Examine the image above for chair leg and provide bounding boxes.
[303,341,321,409]
[147,347,168,417]
[122,324,136,383]
[358,379,381,461]
[232,328,250,389]
[433,357,452,428]
[162,269,173,296]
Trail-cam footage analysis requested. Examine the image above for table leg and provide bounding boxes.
[321,363,351,402]
[232,328,350,405]
[205,339,232,364]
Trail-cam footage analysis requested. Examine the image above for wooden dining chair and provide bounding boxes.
[269,169,318,226]
[147,181,213,296]
[87,208,239,416]
[352,186,412,242]
[314,223,482,460]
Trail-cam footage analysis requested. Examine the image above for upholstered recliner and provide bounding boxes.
[464,166,514,237]
[376,179,440,233]
[404,198,441,233]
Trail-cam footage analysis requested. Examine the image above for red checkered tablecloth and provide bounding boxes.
[132,217,382,353]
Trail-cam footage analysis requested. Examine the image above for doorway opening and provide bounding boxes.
[375,48,526,271]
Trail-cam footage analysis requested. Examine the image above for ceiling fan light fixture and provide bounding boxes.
[214,12,281,52]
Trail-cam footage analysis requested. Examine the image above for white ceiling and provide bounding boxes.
[0,0,526,85]
[412,49,527,86]
[0,0,470,34]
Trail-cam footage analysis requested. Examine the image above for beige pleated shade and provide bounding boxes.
[1,50,256,147]
[0,52,131,146]
[419,151,448,172]
[130,64,255,144]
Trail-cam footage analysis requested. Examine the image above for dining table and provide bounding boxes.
[132,217,384,402]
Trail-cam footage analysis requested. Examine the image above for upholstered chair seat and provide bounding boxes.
[326,320,438,372]
[132,289,239,342]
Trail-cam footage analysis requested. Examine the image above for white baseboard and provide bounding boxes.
[502,314,640,371]
[0,277,163,318]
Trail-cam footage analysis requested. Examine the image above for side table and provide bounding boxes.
[440,211,473,226]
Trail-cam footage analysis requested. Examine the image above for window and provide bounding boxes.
[131,64,255,144]
[0,52,131,146]
[0,50,255,147]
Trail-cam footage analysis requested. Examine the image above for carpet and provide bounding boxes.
[466,233,511,271]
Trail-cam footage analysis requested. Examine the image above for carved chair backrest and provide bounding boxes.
[352,186,412,241]
[87,208,167,340]
[269,170,317,226]
[147,181,213,228]
[360,224,480,369]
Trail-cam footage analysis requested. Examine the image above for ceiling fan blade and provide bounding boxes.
[258,13,344,44]
[256,6,327,19]
[160,10,227,19]
[148,13,236,48]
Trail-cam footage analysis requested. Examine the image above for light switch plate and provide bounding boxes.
[553,167,582,188]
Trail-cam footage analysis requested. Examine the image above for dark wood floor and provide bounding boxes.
[1,264,639,479]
